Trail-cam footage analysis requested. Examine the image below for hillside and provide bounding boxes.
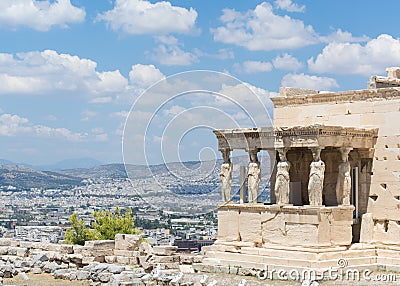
[0,165,82,190]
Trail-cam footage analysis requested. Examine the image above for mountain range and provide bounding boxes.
[0,157,102,171]
[0,155,271,191]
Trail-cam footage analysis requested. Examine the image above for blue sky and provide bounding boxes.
[0,0,399,166]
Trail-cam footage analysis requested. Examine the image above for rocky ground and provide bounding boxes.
[3,271,399,286]
[0,236,398,286]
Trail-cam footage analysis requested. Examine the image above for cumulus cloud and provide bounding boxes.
[129,64,165,88]
[0,50,128,99]
[0,0,85,31]
[320,28,369,44]
[211,2,318,51]
[0,113,84,141]
[97,0,197,35]
[193,48,235,60]
[90,97,113,104]
[308,34,400,75]
[94,133,108,142]
[81,111,98,122]
[110,111,129,119]
[281,73,339,90]
[212,2,369,52]
[274,0,305,12]
[273,53,303,71]
[234,61,272,74]
[147,36,198,66]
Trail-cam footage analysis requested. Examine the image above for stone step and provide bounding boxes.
[203,251,379,270]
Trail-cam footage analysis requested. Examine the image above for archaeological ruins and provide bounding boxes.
[204,68,400,273]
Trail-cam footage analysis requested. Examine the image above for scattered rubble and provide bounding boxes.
[0,235,203,286]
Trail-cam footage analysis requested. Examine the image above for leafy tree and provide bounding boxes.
[92,207,140,240]
[65,208,140,245]
[65,213,99,245]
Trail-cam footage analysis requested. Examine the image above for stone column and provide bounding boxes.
[308,147,325,206]
[336,147,352,206]
[247,149,260,204]
[274,148,291,205]
[219,149,232,203]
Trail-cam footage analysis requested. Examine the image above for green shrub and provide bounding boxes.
[65,207,140,245]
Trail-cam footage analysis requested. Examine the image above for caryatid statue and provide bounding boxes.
[274,148,291,205]
[247,150,260,204]
[336,147,352,206]
[219,149,232,203]
[308,147,325,206]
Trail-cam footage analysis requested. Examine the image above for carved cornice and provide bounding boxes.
[274,125,378,138]
[213,125,378,151]
[271,87,400,107]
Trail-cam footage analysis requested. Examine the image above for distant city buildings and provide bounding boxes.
[0,176,218,244]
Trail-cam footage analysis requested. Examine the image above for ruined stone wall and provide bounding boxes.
[272,87,400,245]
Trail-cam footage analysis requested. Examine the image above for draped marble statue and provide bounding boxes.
[274,149,290,205]
[308,147,325,206]
[248,150,260,203]
[220,162,232,202]
[220,149,232,203]
[336,147,352,206]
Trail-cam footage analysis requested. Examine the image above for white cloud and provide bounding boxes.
[163,105,187,117]
[211,2,318,51]
[274,0,305,12]
[147,36,198,66]
[90,97,113,104]
[213,49,235,60]
[92,71,128,93]
[80,111,98,122]
[193,48,235,60]
[0,0,85,31]
[94,133,108,142]
[91,127,104,134]
[281,73,339,90]
[129,64,165,88]
[110,111,129,119]
[0,113,84,141]
[273,53,303,71]
[320,28,369,43]
[308,34,400,75]
[0,50,128,98]
[45,115,57,121]
[234,60,272,74]
[97,0,197,35]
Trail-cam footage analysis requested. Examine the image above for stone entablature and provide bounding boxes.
[274,125,378,150]
[271,87,400,108]
[213,127,274,151]
[214,125,377,151]
[369,76,400,89]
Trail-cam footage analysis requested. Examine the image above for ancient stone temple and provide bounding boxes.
[202,68,400,273]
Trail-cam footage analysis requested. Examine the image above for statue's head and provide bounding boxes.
[311,147,322,161]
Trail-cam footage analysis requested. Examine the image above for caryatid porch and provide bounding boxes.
[213,125,378,247]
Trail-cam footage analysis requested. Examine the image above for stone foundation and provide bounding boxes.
[200,204,400,276]
[218,204,354,248]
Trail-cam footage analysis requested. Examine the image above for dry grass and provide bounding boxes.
[3,273,90,286]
